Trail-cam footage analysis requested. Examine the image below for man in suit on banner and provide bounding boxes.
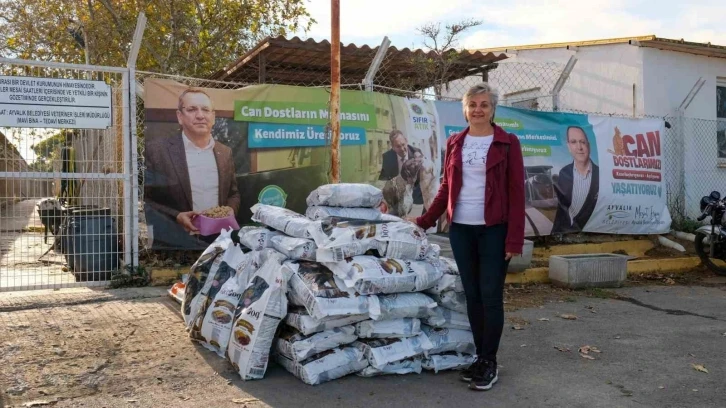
[144,88,240,248]
[379,129,424,208]
[552,125,599,234]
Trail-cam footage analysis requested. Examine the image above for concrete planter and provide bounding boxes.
[549,254,628,288]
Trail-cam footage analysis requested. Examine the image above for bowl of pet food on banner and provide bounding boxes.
[192,206,240,236]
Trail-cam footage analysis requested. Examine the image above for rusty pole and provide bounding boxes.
[330,0,341,183]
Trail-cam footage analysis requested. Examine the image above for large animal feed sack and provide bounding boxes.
[198,249,287,358]
[306,183,383,208]
[425,306,471,330]
[182,230,232,326]
[238,227,282,251]
[286,261,380,320]
[372,293,437,320]
[421,325,476,356]
[284,307,368,336]
[274,346,369,385]
[305,206,383,221]
[308,219,436,262]
[355,318,421,339]
[353,334,433,369]
[227,256,288,380]
[270,235,317,261]
[250,204,315,239]
[425,257,464,295]
[357,356,423,377]
[422,352,477,373]
[326,256,443,295]
[433,290,467,315]
[275,325,357,362]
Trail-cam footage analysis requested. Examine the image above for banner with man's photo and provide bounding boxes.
[143,80,441,249]
[436,101,671,236]
[142,79,670,250]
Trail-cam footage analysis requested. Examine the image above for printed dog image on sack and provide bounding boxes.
[286,261,381,320]
[424,257,464,295]
[305,206,383,221]
[306,183,383,208]
[182,231,232,326]
[421,325,476,356]
[227,255,288,380]
[238,227,283,251]
[284,307,369,336]
[274,324,357,362]
[373,293,437,320]
[251,204,315,239]
[274,345,369,386]
[422,352,477,373]
[355,318,422,339]
[433,290,467,315]
[270,235,317,261]
[326,256,444,295]
[356,356,423,377]
[353,334,433,369]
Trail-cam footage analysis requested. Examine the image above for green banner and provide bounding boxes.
[234,101,377,128]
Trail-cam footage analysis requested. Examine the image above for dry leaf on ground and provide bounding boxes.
[23,402,54,408]
[511,325,524,330]
[233,398,260,404]
[692,364,708,373]
[538,318,550,321]
[580,353,596,360]
[579,345,601,354]
[554,346,571,352]
[560,314,578,320]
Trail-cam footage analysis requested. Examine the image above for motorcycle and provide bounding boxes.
[694,191,726,276]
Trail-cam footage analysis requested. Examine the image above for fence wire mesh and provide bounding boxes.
[0,60,129,291]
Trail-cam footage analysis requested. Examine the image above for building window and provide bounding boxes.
[717,81,726,159]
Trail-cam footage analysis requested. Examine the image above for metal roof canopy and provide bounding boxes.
[210,36,508,91]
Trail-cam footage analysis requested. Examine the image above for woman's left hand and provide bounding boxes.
[505,252,519,261]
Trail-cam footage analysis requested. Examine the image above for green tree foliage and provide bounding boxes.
[0,0,313,77]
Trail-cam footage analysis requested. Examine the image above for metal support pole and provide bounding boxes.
[363,36,391,92]
[678,77,706,112]
[330,0,341,183]
[552,55,578,111]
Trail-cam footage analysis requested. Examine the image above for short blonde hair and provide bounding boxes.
[462,83,499,123]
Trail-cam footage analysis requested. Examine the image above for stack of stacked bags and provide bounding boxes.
[179,183,477,385]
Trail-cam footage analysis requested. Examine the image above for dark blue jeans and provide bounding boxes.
[449,222,509,363]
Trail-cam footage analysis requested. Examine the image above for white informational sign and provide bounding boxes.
[584,116,671,234]
[0,76,112,129]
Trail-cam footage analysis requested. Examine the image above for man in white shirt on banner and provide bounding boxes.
[144,88,240,248]
[379,129,424,213]
[552,125,599,234]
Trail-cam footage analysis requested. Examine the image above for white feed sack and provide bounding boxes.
[237,249,287,289]
[353,334,433,369]
[238,226,282,251]
[182,230,233,327]
[373,293,437,321]
[425,257,463,295]
[425,306,471,331]
[422,352,477,373]
[275,325,357,362]
[305,206,383,221]
[284,307,368,336]
[355,318,422,339]
[275,346,369,386]
[286,261,381,320]
[326,256,443,295]
[270,235,317,261]
[250,204,315,239]
[306,183,383,208]
[421,325,476,356]
[309,219,435,262]
[227,256,288,381]
[357,356,423,377]
[434,290,468,315]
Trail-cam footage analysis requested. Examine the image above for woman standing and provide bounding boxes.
[411,83,525,391]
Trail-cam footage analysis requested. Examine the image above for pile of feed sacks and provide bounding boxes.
[177,183,475,385]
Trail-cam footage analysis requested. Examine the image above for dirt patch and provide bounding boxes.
[643,236,696,258]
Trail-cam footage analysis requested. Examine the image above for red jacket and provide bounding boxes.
[416,125,526,254]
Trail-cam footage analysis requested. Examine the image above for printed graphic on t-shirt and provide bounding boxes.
[462,140,491,167]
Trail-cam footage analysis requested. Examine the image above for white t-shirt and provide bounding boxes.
[453,134,494,225]
[182,133,219,212]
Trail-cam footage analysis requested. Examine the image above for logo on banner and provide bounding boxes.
[258,185,287,207]
[410,103,424,115]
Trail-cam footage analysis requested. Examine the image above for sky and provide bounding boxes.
[295,0,726,50]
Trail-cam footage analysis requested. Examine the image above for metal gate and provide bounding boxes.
[0,58,137,291]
